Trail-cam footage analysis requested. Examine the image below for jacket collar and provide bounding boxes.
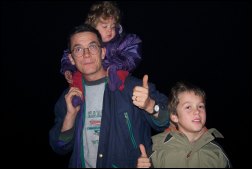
[163,126,224,153]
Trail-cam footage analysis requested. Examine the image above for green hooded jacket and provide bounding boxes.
[150,127,231,168]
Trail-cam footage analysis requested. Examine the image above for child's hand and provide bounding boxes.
[64,70,73,84]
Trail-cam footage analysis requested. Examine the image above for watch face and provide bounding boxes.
[154,104,159,111]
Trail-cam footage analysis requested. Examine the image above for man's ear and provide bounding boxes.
[101,47,106,60]
[170,114,178,123]
[68,53,75,65]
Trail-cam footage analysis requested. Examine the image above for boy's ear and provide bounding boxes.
[170,114,178,123]
[68,53,75,65]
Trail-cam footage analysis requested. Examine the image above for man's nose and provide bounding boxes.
[83,48,91,57]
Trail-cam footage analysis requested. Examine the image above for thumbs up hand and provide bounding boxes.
[137,144,151,168]
[142,74,149,89]
[132,75,155,114]
[132,75,150,109]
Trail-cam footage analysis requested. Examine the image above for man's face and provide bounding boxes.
[69,32,106,80]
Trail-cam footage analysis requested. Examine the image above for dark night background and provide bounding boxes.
[1,0,250,167]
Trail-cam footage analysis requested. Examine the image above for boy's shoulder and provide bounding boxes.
[152,130,171,144]
[206,128,232,168]
[207,128,224,138]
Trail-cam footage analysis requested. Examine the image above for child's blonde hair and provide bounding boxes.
[85,1,120,28]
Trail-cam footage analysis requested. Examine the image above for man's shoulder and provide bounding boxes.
[56,88,70,103]
[124,75,142,87]
[62,87,70,95]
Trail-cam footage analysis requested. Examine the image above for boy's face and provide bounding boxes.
[95,17,116,43]
[171,91,206,135]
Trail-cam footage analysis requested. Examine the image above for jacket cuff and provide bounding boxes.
[59,127,74,142]
[151,103,169,126]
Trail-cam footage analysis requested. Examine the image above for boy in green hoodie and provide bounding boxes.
[137,82,231,168]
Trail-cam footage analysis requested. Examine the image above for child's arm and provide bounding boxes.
[118,33,142,71]
[104,33,142,91]
[104,33,142,72]
[60,49,77,84]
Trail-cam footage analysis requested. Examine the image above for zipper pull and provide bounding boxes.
[187,151,192,158]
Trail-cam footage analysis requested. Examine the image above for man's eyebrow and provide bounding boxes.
[72,41,98,48]
[72,44,82,48]
[89,41,98,45]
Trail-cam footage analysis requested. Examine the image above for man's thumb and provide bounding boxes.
[143,75,149,89]
[139,144,147,157]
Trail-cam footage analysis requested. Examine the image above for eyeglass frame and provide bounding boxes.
[70,42,102,58]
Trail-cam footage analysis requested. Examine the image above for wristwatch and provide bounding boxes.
[152,104,159,115]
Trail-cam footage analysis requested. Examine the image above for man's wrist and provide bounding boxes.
[144,98,155,113]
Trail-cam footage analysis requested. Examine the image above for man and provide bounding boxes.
[49,24,169,168]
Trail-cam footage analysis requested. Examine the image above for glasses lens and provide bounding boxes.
[89,44,99,55]
[72,44,100,57]
[73,47,83,57]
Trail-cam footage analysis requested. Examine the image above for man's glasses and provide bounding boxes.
[71,43,101,58]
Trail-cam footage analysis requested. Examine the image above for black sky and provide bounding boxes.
[1,0,251,167]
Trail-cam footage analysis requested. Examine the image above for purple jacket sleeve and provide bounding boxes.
[102,33,142,72]
[102,33,142,91]
[60,49,77,75]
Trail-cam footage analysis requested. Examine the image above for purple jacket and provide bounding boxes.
[60,28,142,91]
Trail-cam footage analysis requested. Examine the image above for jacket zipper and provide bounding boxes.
[186,151,192,158]
[124,112,137,149]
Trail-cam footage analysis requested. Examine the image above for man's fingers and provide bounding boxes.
[142,75,149,89]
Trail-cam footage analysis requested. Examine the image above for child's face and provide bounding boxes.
[95,17,116,43]
[172,91,206,135]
